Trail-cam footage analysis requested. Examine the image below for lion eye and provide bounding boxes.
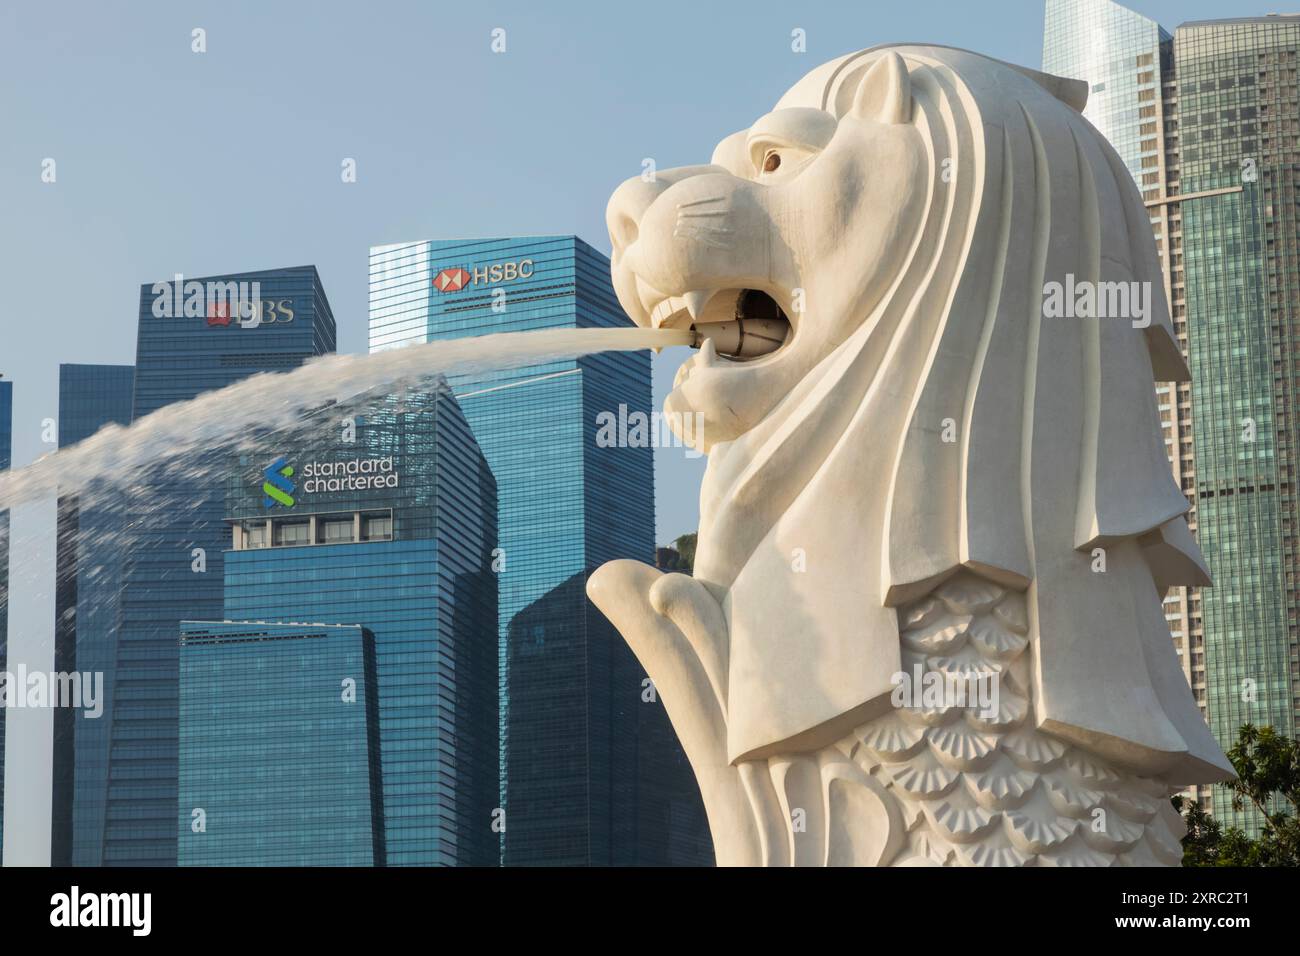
[763,151,782,173]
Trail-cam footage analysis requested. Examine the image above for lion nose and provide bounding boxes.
[607,164,728,259]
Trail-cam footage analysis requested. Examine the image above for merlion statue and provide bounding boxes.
[590,44,1234,866]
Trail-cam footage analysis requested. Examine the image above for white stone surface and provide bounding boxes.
[590,45,1233,866]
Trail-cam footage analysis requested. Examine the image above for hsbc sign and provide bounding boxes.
[434,268,471,292]
[433,259,534,293]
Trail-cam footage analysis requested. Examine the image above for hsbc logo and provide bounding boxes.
[434,268,471,292]
[433,259,534,293]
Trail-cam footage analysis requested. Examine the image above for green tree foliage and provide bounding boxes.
[1175,724,1300,866]
[673,532,697,573]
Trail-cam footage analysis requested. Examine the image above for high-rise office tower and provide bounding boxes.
[102,266,336,864]
[1043,0,1207,808]
[177,621,385,866]
[1174,14,1300,829]
[51,363,135,867]
[369,236,712,865]
[1047,3,1300,830]
[204,385,500,866]
[0,374,11,863]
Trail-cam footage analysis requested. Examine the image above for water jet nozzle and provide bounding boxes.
[690,317,788,359]
[687,289,791,359]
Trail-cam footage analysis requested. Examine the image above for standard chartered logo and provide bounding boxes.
[262,457,296,509]
[302,456,398,492]
[260,455,398,508]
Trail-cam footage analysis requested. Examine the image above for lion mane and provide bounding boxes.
[590,44,1232,866]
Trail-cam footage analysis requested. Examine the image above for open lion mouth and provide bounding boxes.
[649,288,792,361]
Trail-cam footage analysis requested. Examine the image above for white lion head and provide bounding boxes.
[600,45,1231,784]
[608,51,929,449]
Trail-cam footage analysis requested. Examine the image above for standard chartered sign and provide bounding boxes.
[301,456,399,493]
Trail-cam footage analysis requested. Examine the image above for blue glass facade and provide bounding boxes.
[57,364,136,447]
[105,266,336,865]
[1173,15,1300,831]
[1044,4,1300,832]
[216,384,499,866]
[369,236,712,865]
[52,363,136,867]
[1043,0,1172,184]
[177,621,384,866]
[0,379,11,467]
[0,376,11,864]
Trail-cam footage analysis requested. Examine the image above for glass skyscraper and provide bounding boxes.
[0,374,11,863]
[1044,0,1173,184]
[212,384,500,866]
[103,266,336,865]
[369,236,712,865]
[51,363,136,867]
[1174,15,1300,829]
[1047,4,1300,831]
[177,621,385,866]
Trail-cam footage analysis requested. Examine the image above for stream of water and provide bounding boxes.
[0,326,691,510]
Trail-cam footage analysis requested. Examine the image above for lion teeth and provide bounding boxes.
[652,290,717,328]
[699,336,717,366]
[683,289,714,321]
[651,296,684,328]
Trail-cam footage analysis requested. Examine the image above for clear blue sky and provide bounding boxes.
[0,0,1263,866]
[0,0,1242,543]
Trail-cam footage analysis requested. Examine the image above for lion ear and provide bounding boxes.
[850,51,912,124]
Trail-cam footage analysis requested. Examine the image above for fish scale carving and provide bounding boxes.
[746,571,1187,866]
